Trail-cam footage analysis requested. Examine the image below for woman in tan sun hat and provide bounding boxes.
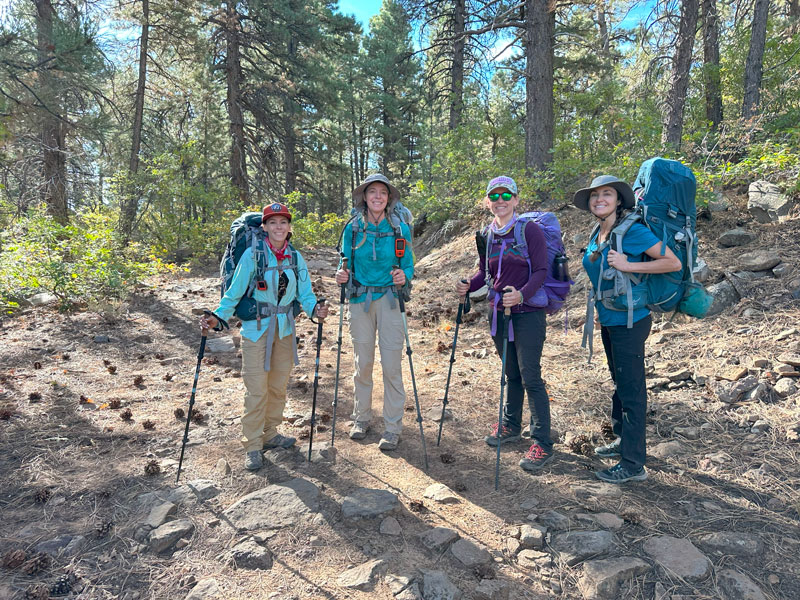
[574,175,680,484]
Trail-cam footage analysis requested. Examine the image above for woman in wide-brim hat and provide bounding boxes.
[574,175,680,484]
[334,174,413,452]
[200,203,328,471]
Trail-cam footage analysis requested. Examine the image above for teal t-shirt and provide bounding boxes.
[582,222,660,327]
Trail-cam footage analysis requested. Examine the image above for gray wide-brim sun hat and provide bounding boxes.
[352,173,400,211]
[572,175,636,211]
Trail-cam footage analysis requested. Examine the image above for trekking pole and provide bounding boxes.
[436,280,470,446]
[393,261,429,471]
[308,299,326,461]
[177,325,208,483]
[331,256,348,446]
[494,289,512,491]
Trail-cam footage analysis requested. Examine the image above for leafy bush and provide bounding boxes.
[0,207,156,313]
[284,191,350,248]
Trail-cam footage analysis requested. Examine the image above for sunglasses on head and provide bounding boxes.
[488,192,514,202]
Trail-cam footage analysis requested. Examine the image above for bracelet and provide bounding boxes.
[519,292,524,306]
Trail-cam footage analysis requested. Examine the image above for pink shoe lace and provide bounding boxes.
[524,444,547,460]
[490,423,513,437]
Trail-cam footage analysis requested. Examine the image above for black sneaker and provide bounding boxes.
[484,423,521,447]
[263,433,296,450]
[594,437,621,458]
[519,443,554,472]
[595,463,647,483]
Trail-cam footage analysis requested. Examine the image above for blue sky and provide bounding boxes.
[337,0,382,32]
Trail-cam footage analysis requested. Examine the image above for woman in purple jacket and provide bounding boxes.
[456,176,553,472]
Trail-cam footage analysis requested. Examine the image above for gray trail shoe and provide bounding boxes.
[595,463,647,483]
[377,432,400,451]
[594,437,622,458]
[349,421,369,440]
[245,450,264,471]
[263,433,296,450]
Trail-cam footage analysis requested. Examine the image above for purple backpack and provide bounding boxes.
[484,211,572,315]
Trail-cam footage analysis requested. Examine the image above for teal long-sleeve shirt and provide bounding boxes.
[338,216,413,304]
[214,245,318,343]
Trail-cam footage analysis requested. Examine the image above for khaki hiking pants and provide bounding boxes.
[350,292,406,434]
[240,332,294,452]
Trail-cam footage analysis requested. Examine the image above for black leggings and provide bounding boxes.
[601,314,651,470]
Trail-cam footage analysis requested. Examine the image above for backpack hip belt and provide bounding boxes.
[347,282,398,312]
[254,301,299,372]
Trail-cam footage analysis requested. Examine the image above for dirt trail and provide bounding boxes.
[1,196,799,600]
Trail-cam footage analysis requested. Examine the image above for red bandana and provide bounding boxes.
[267,239,290,262]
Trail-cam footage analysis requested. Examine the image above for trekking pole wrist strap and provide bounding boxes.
[203,310,229,331]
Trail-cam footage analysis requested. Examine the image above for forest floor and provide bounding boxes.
[1,195,800,600]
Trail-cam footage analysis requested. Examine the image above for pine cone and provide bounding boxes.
[174,407,185,419]
[142,420,156,430]
[23,584,49,600]
[120,408,133,421]
[34,488,51,504]
[50,574,73,596]
[600,421,615,441]
[109,399,121,409]
[568,434,593,457]
[1,548,27,569]
[96,519,114,537]
[0,407,13,420]
[144,460,161,475]
[190,410,204,425]
[133,375,144,386]
[21,552,49,575]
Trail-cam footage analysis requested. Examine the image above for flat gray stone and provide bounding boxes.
[226,539,272,570]
[223,478,319,531]
[705,280,740,317]
[579,557,651,600]
[188,479,220,500]
[519,524,546,549]
[29,292,58,307]
[337,559,387,590]
[149,518,194,553]
[184,578,219,600]
[713,376,760,403]
[718,568,767,600]
[167,485,195,505]
[473,578,509,600]
[517,549,553,569]
[748,180,792,223]
[206,337,236,353]
[450,538,491,567]
[695,531,764,556]
[538,510,569,531]
[341,487,399,519]
[575,513,624,530]
[774,378,797,398]
[35,534,84,557]
[215,458,231,476]
[146,502,177,529]
[307,441,337,463]
[380,516,402,536]
[423,483,460,504]
[738,250,781,272]
[421,569,461,600]
[385,573,415,595]
[673,426,700,440]
[397,582,423,600]
[718,229,756,248]
[550,530,614,566]
[643,535,711,582]
[650,440,683,459]
[421,527,460,552]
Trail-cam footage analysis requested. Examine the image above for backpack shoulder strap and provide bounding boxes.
[513,218,532,275]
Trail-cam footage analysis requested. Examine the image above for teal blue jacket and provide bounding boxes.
[338,216,413,304]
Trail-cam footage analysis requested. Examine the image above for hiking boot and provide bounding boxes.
[484,423,521,447]
[595,463,647,483]
[377,432,400,451]
[244,450,264,471]
[594,437,621,458]
[349,421,369,440]
[519,443,553,472]
[263,433,296,450]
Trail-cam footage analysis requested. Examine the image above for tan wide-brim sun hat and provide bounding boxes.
[352,173,400,212]
[573,175,636,211]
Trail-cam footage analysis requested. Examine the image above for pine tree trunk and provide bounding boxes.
[448,0,465,130]
[661,0,698,151]
[119,0,149,242]
[742,0,770,119]
[524,0,555,172]
[596,1,610,56]
[284,31,298,198]
[225,1,249,204]
[35,0,68,224]
[701,0,723,130]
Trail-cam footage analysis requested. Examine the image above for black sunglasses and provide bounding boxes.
[488,192,514,202]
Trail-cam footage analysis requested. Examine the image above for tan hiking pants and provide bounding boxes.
[240,332,294,452]
[349,293,406,434]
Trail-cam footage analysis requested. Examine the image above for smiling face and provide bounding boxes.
[264,215,290,246]
[365,182,389,217]
[486,187,519,223]
[588,186,620,220]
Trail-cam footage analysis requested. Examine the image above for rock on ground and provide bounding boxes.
[223,478,319,531]
[738,250,781,272]
[146,502,177,529]
[184,578,219,600]
[380,516,402,536]
[695,531,764,556]
[472,578,509,600]
[225,539,272,570]
[717,569,767,600]
[420,526,460,552]
[517,549,553,569]
[578,557,651,600]
[549,530,614,566]
[748,180,792,223]
[519,523,546,549]
[341,487,399,519]
[643,535,711,582]
[337,559,387,590]
[718,228,756,248]
[149,519,194,553]
[423,483,460,504]
[449,538,492,567]
[420,569,462,600]
[538,510,569,531]
[706,280,741,316]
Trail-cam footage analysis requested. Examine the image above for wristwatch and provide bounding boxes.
[519,292,524,306]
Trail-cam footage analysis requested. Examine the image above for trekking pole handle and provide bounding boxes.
[502,286,512,317]
[393,264,406,312]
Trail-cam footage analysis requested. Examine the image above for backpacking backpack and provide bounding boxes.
[219,211,300,321]
[591,157,712,327]
[483,211,573,315]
